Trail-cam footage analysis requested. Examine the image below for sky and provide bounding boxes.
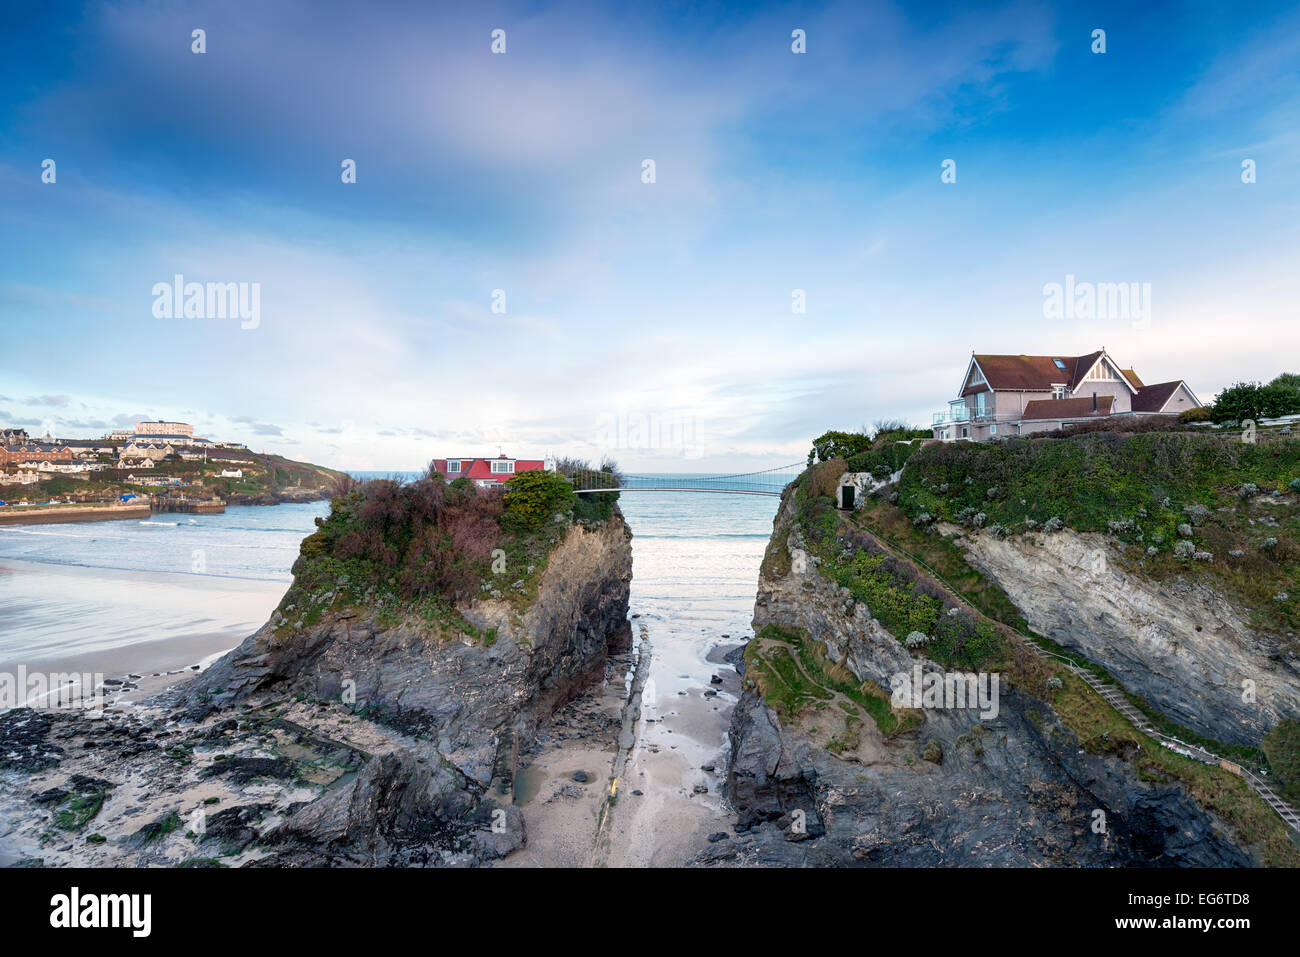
[1,0,1298,472]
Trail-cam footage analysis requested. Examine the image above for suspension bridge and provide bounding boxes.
[569,462,806,497]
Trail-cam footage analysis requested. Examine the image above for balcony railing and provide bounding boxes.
[931,408,1020,427]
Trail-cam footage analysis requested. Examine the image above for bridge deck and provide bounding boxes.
[568,462,804,497]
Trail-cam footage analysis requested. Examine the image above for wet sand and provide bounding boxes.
[0,559,285,706]
[499,630,744,868]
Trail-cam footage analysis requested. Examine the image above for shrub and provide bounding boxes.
[502,470,577,528]
[1179,405,1213,423]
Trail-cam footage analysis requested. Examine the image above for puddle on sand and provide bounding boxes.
[512,766,546,806]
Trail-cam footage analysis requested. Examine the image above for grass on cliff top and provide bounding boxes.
[275,466,619,643]
[777,460,1010,673]
[896,431,1300,636]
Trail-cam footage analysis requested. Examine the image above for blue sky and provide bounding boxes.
[1,0,1297,471]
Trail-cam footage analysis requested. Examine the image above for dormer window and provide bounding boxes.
[1052,386,1066,399]
[491,460,515,474]
[446,460,461,473]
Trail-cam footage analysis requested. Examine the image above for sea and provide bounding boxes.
[0,477,780,702]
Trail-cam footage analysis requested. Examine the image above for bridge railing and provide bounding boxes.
[566,463,806,497]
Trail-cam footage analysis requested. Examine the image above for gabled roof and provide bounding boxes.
[1120,369,1144,389]
[1131,380,1195,413]
[963,349,1137,396]
[966,354,1081,394]
[1022,396,1114,420]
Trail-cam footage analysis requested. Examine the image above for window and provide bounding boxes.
[446,460,460,473]
[491,460,514,474]
[990,425,997,435]
[1052,387,1066,399]
[1053,359,1067,371]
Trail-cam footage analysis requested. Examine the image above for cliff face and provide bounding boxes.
[192,513,633,785]
[720,488,1257,867]
[952,526,1300,747]
[1,494,634,868]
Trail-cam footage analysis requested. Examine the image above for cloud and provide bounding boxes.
[26,394,71,407]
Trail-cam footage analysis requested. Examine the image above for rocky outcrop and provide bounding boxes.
[717,490,1258,867]
[724,684,1251,866]
[253,751,524,867]
[0,511,633,868]
[190,513,633,785]
[952,526,1300,747]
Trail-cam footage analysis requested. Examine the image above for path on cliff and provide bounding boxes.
[845,511,1300,835]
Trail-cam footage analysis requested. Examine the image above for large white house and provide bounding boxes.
[932,349,1201,441]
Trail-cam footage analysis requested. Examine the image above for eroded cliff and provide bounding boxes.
[713,465,1295,867]
[951,526,1300,747]
[0,476,633,867]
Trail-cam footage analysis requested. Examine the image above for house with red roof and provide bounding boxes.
[430,454,550,488]
[932,349,1201,441]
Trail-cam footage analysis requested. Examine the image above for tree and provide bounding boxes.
[808,430,871,465]
[1213,374,1300,423]
[1268,371,1300,393]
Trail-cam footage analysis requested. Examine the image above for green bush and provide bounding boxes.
[503,469,577,528]
[1212,376,1300,423]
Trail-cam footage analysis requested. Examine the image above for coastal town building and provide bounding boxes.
[36,461,105,474]
[121,441,176,461]
[0,470,40,485]
[134,421,194,438]
[1,429,29,445]
[430,454,549,489]
[219,468,244,478]
[931,349,1201,441]
[0,443,75,466]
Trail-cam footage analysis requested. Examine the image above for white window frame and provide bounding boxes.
[491,460,515,475]
[1052,386,1066,399]
[446,460,461,473]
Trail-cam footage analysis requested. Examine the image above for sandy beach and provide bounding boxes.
[0,558,286,704]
